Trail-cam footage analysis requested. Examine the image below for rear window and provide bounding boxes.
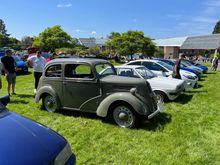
[45,64,62,77]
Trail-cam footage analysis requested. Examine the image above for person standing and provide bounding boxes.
[211,56,218,71]
[1,49,16,95]
[172,53,185,79]
[27,51,46,94]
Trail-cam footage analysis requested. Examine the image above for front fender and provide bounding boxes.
[35,86,61,108]
[96,92,149,117]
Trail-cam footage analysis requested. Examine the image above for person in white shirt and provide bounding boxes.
[27,51,46,94]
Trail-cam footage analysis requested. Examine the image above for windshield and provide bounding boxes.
[95,63,116,77]
[181,60,193,67]
[161,60,174,66]
[157,61,173,71]
[135,67,156,79]
[41,53,51,59]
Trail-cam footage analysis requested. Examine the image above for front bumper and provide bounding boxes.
[148,100,163,119]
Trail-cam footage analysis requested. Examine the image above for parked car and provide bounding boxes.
[185,59,208,73]
[13,55,29,73]
[155,58,202,80]
[113,65,185,101]
[28,52,52,63]
[35,58,163,128]
[0,95,76,165]
[41,52,52,63]
[126,59,198,89]
[180,59,204,73]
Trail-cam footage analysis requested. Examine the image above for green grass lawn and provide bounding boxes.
[1,68,220,164]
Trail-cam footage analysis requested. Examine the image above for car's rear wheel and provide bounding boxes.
[112,103,137,128]
[42,94,58,112]
[154,91,166,102]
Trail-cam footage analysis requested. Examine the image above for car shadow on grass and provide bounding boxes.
[205,72,216,74]
[10,99,29,104]
[16,72,32,76]
[185,90,207,94]
[58,109,101,120]
[139,113,172,131]
[173,93,193,104]
[195,84,203,89]
[17,94,34,98]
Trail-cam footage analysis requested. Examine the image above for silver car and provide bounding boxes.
[35,58,163,128]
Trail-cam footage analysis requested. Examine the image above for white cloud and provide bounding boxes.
[57,3,72,8]
[91,31,96,35]
[65,3,72,7]
[75,29,81,33]
[57,4,63,8]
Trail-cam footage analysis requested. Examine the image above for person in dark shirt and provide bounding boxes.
[172,53,185,79]
[1,49,16,95]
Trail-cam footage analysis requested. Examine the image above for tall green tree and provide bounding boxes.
[88,46,100,55]
[0,19,10,47]
[213,20,220,34]
[8,37,21,50]
[33,25,74,52]
[107,30,156,60]
[20,36,34,49]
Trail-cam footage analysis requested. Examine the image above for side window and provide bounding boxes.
[118,68,138,78]
[127,61,141,65]
[65,64,94,79]
[142,62,154,70]
[45,64,62,77]
[143,62,164,71]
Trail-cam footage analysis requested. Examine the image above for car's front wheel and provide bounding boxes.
[42,94,58,112]
[112,103,137,128]
[154,91,166,102]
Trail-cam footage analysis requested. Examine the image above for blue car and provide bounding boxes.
[155,58,202,80]
[186,60,208,73]
[0,96,76,165]
[13,55,29,73]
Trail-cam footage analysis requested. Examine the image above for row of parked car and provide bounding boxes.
[34,57,207,128]
[0,56,207,164]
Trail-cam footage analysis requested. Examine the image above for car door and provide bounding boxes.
[142,61,167,77]
[62,63,101,112]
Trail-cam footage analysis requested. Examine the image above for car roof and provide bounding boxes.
[47,58,109,65]
[127,59,158,63]
[116,65,146,69]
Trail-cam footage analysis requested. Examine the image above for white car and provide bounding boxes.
[113,65,185,101]
[126,59,198,89]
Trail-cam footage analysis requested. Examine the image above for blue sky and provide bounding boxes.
[0,0,220,40]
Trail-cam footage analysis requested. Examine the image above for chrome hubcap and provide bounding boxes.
[44,96,56,112]
[113,106,134,128]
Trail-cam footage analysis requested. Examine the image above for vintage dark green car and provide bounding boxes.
[35,58,163,128]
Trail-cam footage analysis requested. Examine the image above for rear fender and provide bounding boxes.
[35,86,61,108]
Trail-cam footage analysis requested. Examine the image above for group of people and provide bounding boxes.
[0,50,46,96]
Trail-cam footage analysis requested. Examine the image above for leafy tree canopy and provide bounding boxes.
[107,30,156,59]
[21,36,34,49]
[88,46,100,55]
[33,25,75,52]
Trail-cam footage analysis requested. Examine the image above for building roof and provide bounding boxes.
[154,37,187,47]
[78,38,108,47]
[181,34,220,50]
